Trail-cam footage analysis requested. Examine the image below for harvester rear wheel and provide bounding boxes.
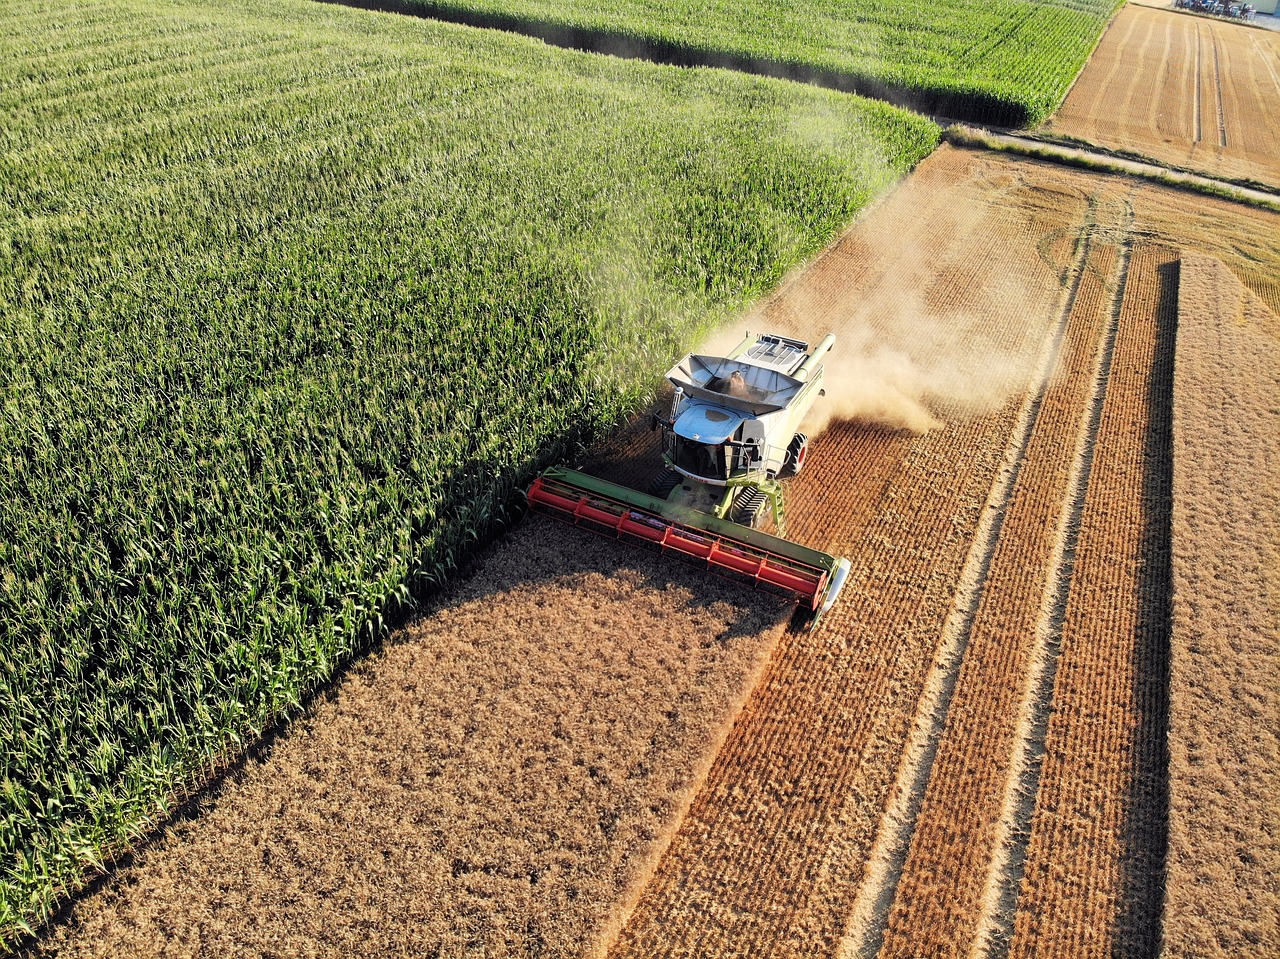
[730,487,768,528]
[647,468,682,500]
[782,432,809,477]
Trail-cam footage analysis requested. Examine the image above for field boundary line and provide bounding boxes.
[970,204,1135,959]
[836,208,1099,959]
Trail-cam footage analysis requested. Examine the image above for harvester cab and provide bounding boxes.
[526,332,851,629]
[648,331,832,534]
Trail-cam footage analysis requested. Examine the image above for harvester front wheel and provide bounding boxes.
[647,468,682,500]
[782,433,809,477]
[730,487,768,528]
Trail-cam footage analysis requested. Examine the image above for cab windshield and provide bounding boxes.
[673,437,727,479]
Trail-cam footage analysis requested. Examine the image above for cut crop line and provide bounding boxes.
[971,205,1135,959]
[1212,32,1227,149]
[1193,25,1203,144]
[838,210,1099,959]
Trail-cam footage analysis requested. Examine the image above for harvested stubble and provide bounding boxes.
[610,145,1092,957]
[1007,243,1177,959]
[24,528,788,958]
[875,221,1126,959]
[1162,255,1279,959]
[1040,4,1280,189]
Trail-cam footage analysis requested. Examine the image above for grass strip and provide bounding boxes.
[943,126,1280,212]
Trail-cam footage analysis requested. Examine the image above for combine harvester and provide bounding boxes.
[527,332,852,629]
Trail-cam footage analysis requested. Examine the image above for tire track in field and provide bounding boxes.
[973,202,1135,959]
[1008,243,1176,959]
[1212,31,1227,149]
[838,203,1099,959]
[873,200,1130,959]
[1193,24,1204,145]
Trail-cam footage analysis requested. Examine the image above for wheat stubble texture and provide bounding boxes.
[27,531,786,958]
[1043,4,1280,189]
[1007,244,1177,959]
[875,232,1122,959]
[1161,254,1279,959]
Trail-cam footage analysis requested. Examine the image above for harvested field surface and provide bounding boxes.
[28,150,1280,957]
[1163,254,1279,959]
[1006,243,1177,959]
[609,146,1280,957]
[873,229,1128,959]
[1041,4,1280,189]
[25,532,788,958]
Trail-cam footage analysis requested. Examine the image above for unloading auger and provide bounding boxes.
[527,331,852,628]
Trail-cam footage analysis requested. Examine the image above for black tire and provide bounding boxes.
[647,468,682,499]
[730,487,768,528]
[781,432,809,477]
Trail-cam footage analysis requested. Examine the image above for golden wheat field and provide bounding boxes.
[1041,3,1280,189]
[27,8,1280,959]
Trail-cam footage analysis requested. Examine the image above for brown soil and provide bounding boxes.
[1162,254,1279,959]
[28,146,1280,957]
[1042,4,1280,190]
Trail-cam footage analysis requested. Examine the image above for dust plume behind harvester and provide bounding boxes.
[527,332,851,628]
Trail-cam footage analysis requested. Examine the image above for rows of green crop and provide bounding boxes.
[0,0,938,937]
[382,0,1121,126]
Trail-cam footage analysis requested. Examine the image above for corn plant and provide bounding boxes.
[392,0,1122,126]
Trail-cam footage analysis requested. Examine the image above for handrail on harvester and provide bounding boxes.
[525,466,851,627]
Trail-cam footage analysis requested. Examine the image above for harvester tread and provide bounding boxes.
[647,468,683,500]
[730,488,769,528]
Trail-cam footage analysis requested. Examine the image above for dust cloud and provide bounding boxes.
[698,290,1039,439]
[800,300,1038,437]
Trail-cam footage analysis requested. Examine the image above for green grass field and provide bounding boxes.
[0,0,937,935]
[387,0,1122,125]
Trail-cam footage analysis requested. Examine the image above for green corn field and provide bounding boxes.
[0,0,938,937]
[388,0,1123,126]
